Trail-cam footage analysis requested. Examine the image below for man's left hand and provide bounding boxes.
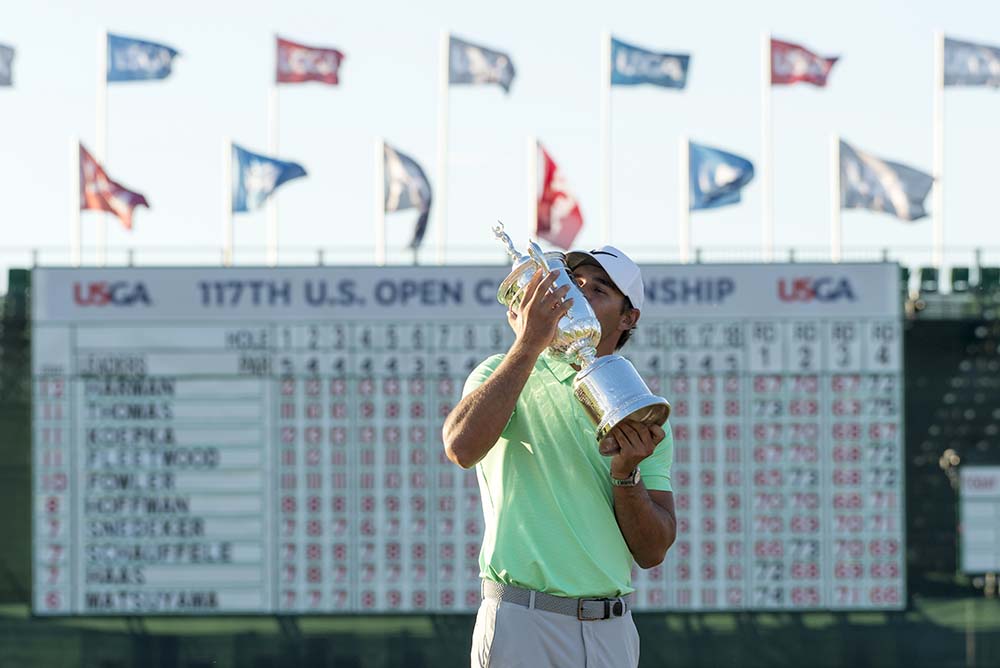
[606,420,665,479]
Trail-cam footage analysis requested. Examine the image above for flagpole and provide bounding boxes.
[96,30,108,267]
[266,85,280,266]
[599,30,612,245]
[678,136,690,263]
[760,31,774,262]
[374,137,386,266]
[830,134,842,263]
[527,136,537,239]
[70,138,81,267]
[932,30,945,271]
[223,138,233,267]
[434,30,450,265]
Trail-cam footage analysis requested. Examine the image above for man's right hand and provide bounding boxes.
[443,270,572,470]
[507,269,574,357]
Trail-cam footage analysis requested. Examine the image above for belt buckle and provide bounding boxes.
[577,597,625,621]
[577,598,611,621]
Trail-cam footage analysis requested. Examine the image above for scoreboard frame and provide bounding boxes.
[31,263,907,615]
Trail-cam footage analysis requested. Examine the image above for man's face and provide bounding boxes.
[570,263,638,350]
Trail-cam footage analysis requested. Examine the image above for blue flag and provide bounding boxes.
[231,144,307,213]
[611,38,689,88]
[840,140,932,221]
[0,44,14,86]
[689,142,755,211]
[944,37,1000,87]
[384,143,433,249]
[448,36,515,93]
[107,33,180,82]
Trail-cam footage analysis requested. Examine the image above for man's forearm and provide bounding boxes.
[613,486,676,569]
[441,342,539,468]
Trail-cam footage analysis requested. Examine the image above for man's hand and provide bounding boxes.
[605,420,666,478]
[507,269,573,356]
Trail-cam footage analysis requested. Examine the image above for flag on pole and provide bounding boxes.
[276,36,345,85]
[448,36,515,93]
[79,143,149,230]
[770,38,838,86]
[231,143,307,213]
[610,37,689,88]
[107,33,180,82]
[384,143,433,249]
[840,140,933,221]
[537,142,584,249]
[944,37,1000,87]
[689,142,755,210]
[0,44,14,86]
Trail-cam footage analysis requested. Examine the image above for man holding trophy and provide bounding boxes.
[442,228,676,668]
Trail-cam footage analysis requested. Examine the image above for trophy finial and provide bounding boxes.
[493,220,522,263]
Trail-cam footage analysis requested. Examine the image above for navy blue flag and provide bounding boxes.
[384,143,433,249]
[0,44,14,86]
[610,38,689,88]
[944,37,1000,87]
[840,140,933,221]
[689,142,755,210]
[231,144,307,213]
[107,33,180,82]
[448,36,515,93]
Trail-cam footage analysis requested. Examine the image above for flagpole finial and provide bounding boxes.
[493,220,522,263]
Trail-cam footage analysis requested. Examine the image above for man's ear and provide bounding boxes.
[619,308,640,332]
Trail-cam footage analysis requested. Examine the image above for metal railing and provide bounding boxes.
[3,244,999,293]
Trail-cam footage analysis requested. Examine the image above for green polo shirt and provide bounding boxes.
[462,351,673,598]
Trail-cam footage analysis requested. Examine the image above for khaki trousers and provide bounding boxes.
[471,596,640,668]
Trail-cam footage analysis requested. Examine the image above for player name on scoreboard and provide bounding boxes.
[32,264,905,615]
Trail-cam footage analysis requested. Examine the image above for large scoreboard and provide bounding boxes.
[31,263,904,615]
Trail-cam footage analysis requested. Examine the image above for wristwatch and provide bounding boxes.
[610,468,641,487]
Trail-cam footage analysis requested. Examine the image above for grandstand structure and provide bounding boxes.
[905,261,1000,602]
[0,262,998,667]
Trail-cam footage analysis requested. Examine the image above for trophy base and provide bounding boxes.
[573,355,671,456]
[593,394,672,455]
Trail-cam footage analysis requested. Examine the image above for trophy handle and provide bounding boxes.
[526,241,549,272]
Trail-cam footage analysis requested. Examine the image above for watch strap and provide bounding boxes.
[610,468,641,487]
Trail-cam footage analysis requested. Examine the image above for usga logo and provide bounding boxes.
[73,282,152,307]
[777,277,856,303]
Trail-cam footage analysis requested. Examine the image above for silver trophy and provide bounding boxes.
[494,222,670,453]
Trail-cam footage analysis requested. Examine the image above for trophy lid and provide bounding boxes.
[493,221,569,306]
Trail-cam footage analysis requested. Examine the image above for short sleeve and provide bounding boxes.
[638,421,673,492]
[462,354,507,398]
[462,354,519,434]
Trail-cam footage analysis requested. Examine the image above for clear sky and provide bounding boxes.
[3,0,1000,291]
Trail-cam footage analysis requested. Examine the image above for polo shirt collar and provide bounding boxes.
[540,351,577,383]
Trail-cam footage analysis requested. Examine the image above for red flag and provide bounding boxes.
[276,37,344,85]
[536,143,584,249]
[79,144,149,231]
[770,38,838,86]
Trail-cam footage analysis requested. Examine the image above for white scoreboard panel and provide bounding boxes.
[959,467,1000,573]
[31,263,904,615]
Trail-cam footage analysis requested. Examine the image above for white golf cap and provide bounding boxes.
[566,245,644,311]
